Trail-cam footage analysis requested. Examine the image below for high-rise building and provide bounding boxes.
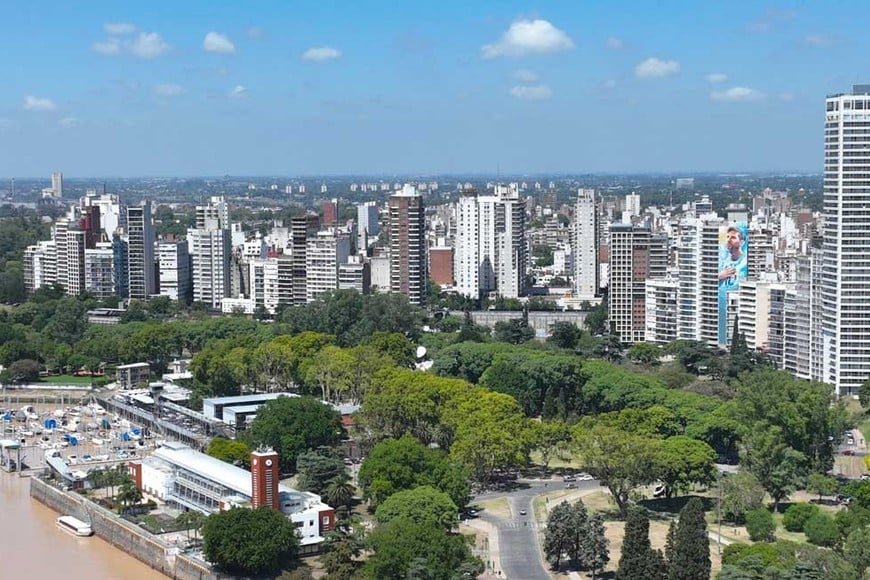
[323,199,339,225]
[65,229,87,296]
[388,185,427,305]
[189,199,232,310]
[644,278,678,344]
[84,242,115,299]
[51,171,63,198]
[23,240,57,294]
[676,214,723,347]
[306,231,350,302]
[249,257,281,314]
[127,202,156,300]
[608,224,662,344]
[624,193,641,217]
[452,184,527,299]
[821,85,870,395]
[290,214,320,305]
[157,241,192,303]
[573,189,599,300]
[429,247,454,287]
[112,233,129,298]
[338,255,370,294]
[357,202,380,250]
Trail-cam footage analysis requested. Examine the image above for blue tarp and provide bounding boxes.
[44,418,57,428]
[119,432,131,441]
[64,434,78,446]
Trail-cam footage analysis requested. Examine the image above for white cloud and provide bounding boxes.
[747,9,796,33]
[92,38,121,55]
[228,85,247,98]
[803,33,844,47]
[246,26,264,39]
[704,73,728,83]
[509,84,552,100]
[203,32,236,54]
[482,19,574,58]
[23,95,57,112]
[710,86,765,102]
[104,22,136,35]
[154,83,185,96]
[59,117,80,128]
[513,69,539,83]
[635,57,681,79]
[301,46,342,61]
[605,37,624,50]
[130,32,170,59]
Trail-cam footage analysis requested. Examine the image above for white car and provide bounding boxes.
[576,473,594,481]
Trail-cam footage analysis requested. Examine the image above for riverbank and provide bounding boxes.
[28,474,221,580]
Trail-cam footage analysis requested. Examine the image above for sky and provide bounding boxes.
[0,1,864,177]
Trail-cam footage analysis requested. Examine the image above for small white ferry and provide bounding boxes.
[56,515,93,537]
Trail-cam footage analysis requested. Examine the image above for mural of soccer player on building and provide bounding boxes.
[718,222,748,345]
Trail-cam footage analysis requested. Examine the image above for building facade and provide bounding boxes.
[388,185,427,305]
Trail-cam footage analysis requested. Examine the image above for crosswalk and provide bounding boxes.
[498,521,546,529]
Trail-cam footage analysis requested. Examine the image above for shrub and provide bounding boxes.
[745,508,776,542]
[804,513,839,547]
[782,502,820,532]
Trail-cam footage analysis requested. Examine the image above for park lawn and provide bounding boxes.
[40,374,95,384]
[529,449,584,470]
[477,498,511,520]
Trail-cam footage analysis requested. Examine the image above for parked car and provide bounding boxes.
[576,473,594,481]
[844,450,856,456]
[566,483,577,489]
[653,484,666,498]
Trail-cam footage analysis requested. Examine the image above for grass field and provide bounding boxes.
[40,375,96,384]
[477,497,511,520]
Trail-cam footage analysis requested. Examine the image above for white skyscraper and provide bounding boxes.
[157,241,192,302]
[189,197,231,309]
[821,85,870,395]
[51,171,63,198]
[84,243,115,299]
[127,201,156,300]
[625,193,641,217]
[676,213,723,347]
[573,189,598,300]
[306,231,350,302]
[452,184,527,299]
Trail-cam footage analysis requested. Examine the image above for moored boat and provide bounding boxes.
[56,515,93,537]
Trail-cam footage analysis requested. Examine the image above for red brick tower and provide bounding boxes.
[250,449,280,510]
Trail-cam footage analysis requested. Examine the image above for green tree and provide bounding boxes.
[860,377,870,409]
[668,498,710,580]
[456,311,488,343]
[363,516,481,580]
[574,423,661,516]
[530,420,572,470]
[806,472,839,504]
[548,321,581,349]
[0,358,40,383]
[116,477,143,514]
[628,342,662,366]
[206,437,250,467]
[245,396,343,473]
[720,472,766,524]
[202,507,299,576]
[744,508,776,542]
[366,331,416,368]
[544,501,580,570]
[492,318,535,344]
[295,448,346,495]
[580,512,610,579]
[657,436,717,498]
[374,486,458,532]
[321,525,363,580]
[617,508,663,580]
[324,476,356,513]
[584,298,608,335]
[803,512,839,547]
[741,423,807,511]
[176,510,206,542]
[357,435,470,510]
[844,525,870,578]
[782,502,820,533]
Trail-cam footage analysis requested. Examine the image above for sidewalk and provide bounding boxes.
[462,517,504,578]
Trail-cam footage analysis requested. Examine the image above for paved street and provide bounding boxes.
[473,478,600,579]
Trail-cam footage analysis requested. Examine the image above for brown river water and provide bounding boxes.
[0,472,161,579]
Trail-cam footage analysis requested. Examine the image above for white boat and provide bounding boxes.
[56,515,93,537]
[91,438,104,445]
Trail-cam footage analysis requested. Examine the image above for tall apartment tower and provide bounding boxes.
[821,85,870,395]
[608,224,663,344]
[157,241,192,303]
[127,201,156,300]
[290,214,321,305]
[388,185,427,306]
[676,213,723,347]
[189,197,231,309]
[573,189,599,300]
[357,202,380,250]
[453,184,527,299]
[250,449,280,510]
[51,171,63,198]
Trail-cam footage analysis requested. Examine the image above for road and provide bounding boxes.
[473,478,600,579]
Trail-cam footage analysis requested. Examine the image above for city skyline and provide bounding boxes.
[1,1,864,177]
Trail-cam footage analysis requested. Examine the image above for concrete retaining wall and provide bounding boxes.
[30,476,223,580]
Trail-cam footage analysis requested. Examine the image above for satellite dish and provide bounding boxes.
[416,346,427,359]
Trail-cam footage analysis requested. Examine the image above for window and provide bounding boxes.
[310,520,314,526]
[322,516,330,525]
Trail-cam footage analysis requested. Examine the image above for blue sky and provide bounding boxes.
[0,1,863,177]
